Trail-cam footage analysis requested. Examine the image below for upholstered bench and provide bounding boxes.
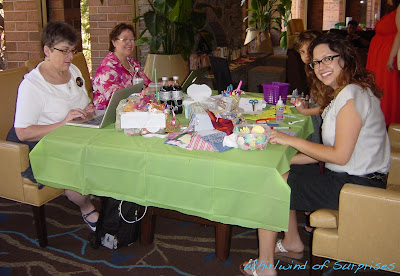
[248,65,286,93]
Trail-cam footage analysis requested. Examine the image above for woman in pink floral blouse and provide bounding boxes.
[93,23,151,110]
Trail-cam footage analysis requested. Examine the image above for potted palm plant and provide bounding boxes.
[133,0,221,82]
[241,0,292,51]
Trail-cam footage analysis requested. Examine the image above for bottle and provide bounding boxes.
[159,76,172,107]
[291,89,297,104]
[275,96,284,123]
[171,76,183,114]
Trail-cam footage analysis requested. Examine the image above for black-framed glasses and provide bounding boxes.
[309,55,340,69]
[53,47,78,55]
[116,38,135,43]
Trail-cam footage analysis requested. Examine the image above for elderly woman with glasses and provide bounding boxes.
[92,23,151,110]
[6,21,99,231]
[240,32,390,276]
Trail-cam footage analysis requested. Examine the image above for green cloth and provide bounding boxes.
[30,97,314,231]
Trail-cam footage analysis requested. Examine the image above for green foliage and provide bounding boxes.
[241,0,280,31]
[133,0,221,60]
[241,0,292,49]
[276,0,292,49]
[80,0,91,68]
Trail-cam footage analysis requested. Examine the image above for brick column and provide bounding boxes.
[3,0,42,69]
[88,0,135,77]
[323,0,345,30]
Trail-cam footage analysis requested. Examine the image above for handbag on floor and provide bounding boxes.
[89,197,145,249]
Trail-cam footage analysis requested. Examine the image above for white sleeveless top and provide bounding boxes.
[321,84,390,175]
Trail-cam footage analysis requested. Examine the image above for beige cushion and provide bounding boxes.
[310,209,338,228]
[72,52,93,98]
[25,59,43,72]
[0,67,28,140]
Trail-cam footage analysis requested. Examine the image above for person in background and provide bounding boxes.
[366,0,400,125]
[292,30,322,117]
[6,21,99,232]
[240,32,390,276]
[346,20,370,48]
[93,23,151,110]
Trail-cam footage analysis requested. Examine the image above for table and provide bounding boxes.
[29,99,314,258]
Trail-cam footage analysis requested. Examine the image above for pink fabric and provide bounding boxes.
[93,52,151,110]
[187,133,215,151]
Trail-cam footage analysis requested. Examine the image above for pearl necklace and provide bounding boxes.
[122,59,135,74]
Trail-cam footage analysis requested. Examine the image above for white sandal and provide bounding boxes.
[239,259,259,276]
[275,239,304,259]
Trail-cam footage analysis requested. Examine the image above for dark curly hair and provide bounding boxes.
[41,21,78,50]
[308,32,382,109]
[109,23,135,52]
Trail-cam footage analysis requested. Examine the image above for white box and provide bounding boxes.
[120,112,166,130]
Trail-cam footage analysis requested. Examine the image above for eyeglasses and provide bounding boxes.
[309,55,340,69]
[116,38,135,43]
[53,47,78,55]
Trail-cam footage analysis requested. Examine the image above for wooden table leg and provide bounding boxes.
[140,206,156,245]
[215,222,232,261]
[32,205,47,247]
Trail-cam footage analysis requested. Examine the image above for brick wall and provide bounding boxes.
[323,0,345,30]
[87,0,136,76]
[3,0,42,68]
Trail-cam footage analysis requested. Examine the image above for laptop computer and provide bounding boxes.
[67,83,143,128]
[181,68,206,93]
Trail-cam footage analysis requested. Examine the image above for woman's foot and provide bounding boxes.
[240,259,277,276]
[82,209,99,231]
[274,238,304,254]
[304,212,314,233]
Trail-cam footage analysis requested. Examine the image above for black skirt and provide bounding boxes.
[287,163,387,211]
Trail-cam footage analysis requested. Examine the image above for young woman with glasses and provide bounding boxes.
[93,23,151,110]
[240,32,390,276]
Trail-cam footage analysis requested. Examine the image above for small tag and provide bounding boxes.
[101,233,118,249]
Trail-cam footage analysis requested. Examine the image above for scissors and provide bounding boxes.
[249,99,259,111]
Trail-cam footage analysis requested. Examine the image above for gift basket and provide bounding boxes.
[115,93,168,135]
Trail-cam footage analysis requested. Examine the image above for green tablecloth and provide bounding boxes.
[30,102,314,232]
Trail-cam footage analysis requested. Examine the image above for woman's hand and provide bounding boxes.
[269,130,294,146]
[63,108,87,123]
[295,99,308,115]
[386,56,395,71]
[84,103,95,113]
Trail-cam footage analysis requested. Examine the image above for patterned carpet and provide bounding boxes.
[0,195,395,276]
